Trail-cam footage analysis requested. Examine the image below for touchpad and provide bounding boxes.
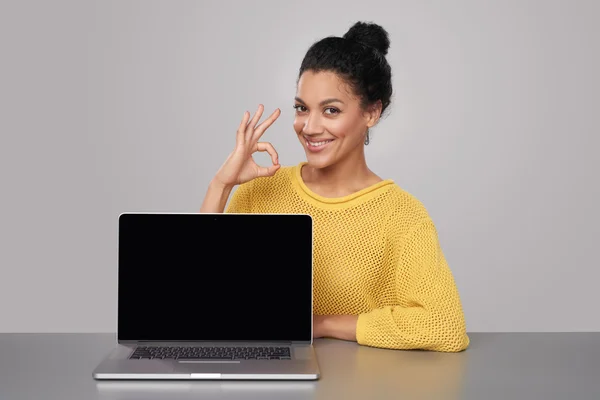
[293,347,311,360]
[106,359,176,373]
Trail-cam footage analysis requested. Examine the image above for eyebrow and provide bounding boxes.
[294,97,345,106]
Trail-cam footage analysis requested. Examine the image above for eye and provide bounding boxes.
[293,104,307,113]
[293,105,340,116]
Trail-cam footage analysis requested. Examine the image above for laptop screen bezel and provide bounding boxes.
[115,212,314,345]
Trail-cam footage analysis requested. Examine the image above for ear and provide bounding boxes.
[364,100,382,128]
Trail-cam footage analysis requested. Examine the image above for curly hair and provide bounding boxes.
[297,21,393,145]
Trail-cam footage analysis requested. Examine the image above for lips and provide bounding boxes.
[304,137,334,152]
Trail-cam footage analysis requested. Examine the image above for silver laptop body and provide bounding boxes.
[93,212,320,380]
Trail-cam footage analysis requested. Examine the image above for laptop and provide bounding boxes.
[92,212,320,380]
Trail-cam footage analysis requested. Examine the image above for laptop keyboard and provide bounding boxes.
[130,346,292,360]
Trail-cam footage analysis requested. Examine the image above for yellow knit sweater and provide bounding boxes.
[225,162,469,352]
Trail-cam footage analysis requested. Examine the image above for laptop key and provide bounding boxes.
[130,346,293,360]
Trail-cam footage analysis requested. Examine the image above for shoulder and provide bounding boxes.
[382,184,434,235]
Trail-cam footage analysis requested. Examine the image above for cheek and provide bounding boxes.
[329,117,357,139]
[293,115,360,139]
[293,118,304,134]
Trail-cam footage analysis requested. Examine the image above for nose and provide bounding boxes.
[302,113,324,136]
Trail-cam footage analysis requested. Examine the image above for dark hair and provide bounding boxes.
[297,21,393,145]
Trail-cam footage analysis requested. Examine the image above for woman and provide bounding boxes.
[200,21,469,352]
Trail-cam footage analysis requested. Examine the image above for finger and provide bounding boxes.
[252,108,281,141]
[255,141,279,165]
[246,104,265,140]
[237,111,250,144]
[256,163,280,178]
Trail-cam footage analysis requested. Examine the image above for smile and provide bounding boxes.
[304,138,335,152]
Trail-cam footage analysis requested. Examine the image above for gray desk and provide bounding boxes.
[1,333,599,399]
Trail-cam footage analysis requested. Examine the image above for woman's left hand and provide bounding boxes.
[312,315,358,341]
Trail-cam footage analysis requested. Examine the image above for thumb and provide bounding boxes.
[256,163,280,178]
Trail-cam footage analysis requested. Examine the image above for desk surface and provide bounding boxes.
[1,333,599,399]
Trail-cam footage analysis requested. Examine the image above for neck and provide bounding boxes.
[303,147,372,191]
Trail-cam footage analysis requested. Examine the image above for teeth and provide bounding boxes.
[307,140,332,147]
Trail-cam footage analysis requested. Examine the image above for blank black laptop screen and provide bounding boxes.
[117,213,313,342]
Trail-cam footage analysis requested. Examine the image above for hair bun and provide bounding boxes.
[343,21,390,56]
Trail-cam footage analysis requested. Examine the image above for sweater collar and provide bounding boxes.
[292,162,395,206]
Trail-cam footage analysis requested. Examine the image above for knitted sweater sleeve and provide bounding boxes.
[356,217,470,352]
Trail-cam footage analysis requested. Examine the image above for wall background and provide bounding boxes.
[0,0,598,332]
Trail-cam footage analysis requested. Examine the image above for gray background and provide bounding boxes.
[0,0,598,333]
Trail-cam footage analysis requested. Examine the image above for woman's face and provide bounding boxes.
[293,70,378,169]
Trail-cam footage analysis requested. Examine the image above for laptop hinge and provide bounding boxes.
[119,340,296,345]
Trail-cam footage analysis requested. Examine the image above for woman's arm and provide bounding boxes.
[314,218,469,352]
[353,218,469,352]
[199,179,235,213]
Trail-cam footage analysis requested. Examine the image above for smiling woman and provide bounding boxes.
[199,21,470,352]
[293,73,373,164]
[291,69,385,197]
